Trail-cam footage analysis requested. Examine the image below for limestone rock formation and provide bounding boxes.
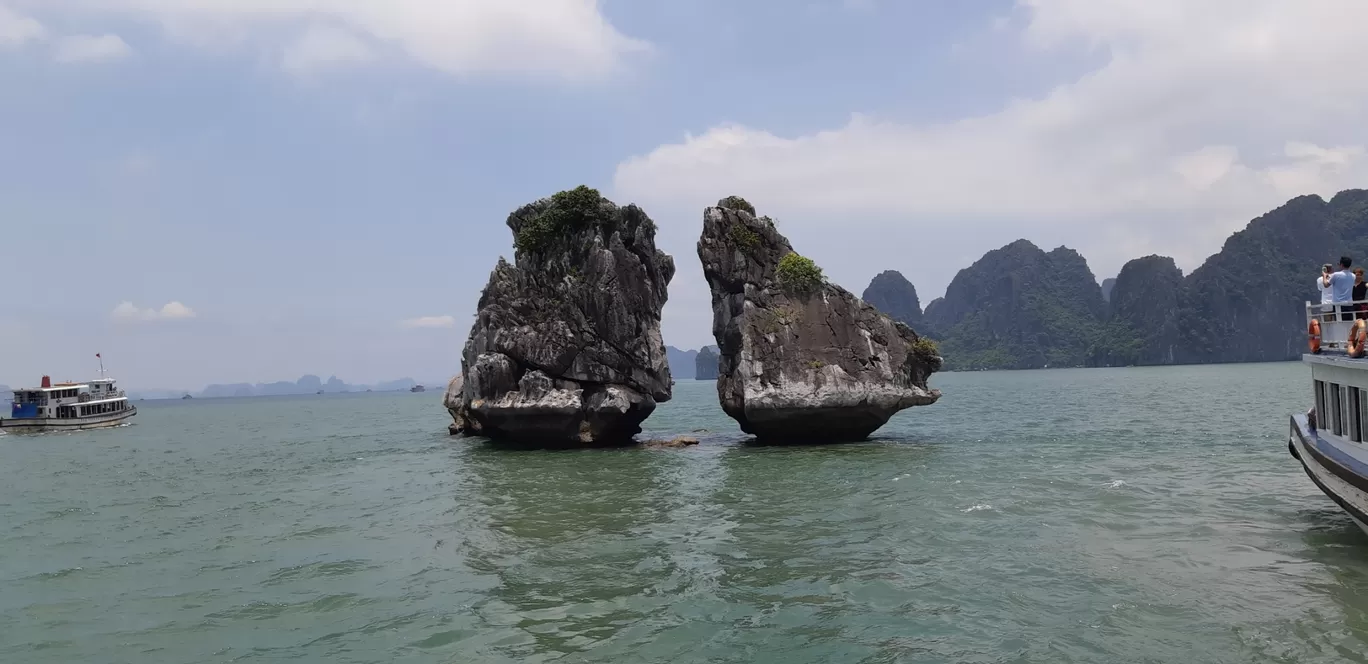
[922,239,1106,370]
[695,346,719,380]
[452,186,676,445]
[1101,277,1117,303]
[1090,256,1184,366]
[444,374,469,435]
[862,270,924,328]
[697,197,941,442]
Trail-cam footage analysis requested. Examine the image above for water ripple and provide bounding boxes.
[1,369,1367,662]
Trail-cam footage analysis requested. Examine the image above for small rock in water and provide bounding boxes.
[641,436,700,448]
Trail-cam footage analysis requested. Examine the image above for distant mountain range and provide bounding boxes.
[665,346,719,381]
[120,375,440,400]
[858,188,1368,371]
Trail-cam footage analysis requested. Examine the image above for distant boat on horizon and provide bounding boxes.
[182,394,194,400]
[411,385,426,393]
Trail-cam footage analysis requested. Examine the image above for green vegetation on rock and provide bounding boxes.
[911,337,940,364]
[776,253,825,295]
[728,224,760,251]
[515,185,609,254]
[717,196,756,216]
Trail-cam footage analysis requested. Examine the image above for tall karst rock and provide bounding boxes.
[922,240,1106,370]
[1101,278,1117,303]
[449,186,675,445]
[1089,256,1184,366]
[697,196,941,442]
[695,346,719,380]
[862,270,925,329]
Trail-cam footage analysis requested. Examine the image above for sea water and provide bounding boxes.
[2,363,1366,663]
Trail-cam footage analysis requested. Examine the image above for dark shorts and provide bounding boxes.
[1343,305,1357,321]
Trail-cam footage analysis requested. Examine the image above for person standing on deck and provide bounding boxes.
[1331,256,1356,321]
[1354,268,1367,319]
[1320,263,1336,321]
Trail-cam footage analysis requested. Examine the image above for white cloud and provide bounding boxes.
[281,24,373,75]
[0,5,44,46]
[400,315,455,329]
[112,301,197,321]
[22,0,647,79]
[615,0,1368,348]
[53,33,131,63]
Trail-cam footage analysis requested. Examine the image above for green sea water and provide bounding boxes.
[2,363,1367,663]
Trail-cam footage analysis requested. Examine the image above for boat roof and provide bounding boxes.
[11,380,114,392]
[1305,353,1368,368]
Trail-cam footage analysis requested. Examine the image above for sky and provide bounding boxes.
[4,0,1368,390]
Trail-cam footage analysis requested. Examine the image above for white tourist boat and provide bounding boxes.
[1,357,136,432]
[1290,301,1368,536]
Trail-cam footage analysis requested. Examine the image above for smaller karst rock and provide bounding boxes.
[862,270,924,328]
[444,374,470,435]
[453,186,676,446]
[696,197,941,443]
[695,346,719,380]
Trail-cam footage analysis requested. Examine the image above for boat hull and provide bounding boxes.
[1289,414,1368,538]
[0,406,136,432]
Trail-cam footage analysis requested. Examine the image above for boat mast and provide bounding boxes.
[96,352,105,379]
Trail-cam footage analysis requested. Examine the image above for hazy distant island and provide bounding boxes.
[126,375,442,400]
[857,189,1368,371]
[665,345,719,381]
[665,346,698,380]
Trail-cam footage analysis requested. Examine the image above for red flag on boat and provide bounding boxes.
[95,353,101,358]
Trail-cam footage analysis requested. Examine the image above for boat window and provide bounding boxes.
[1315,380,1326,429]
[1331,383,1344,436]
[1350,387,1362,442]
[1360,389,1368,442]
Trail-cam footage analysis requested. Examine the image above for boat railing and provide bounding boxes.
[1305,300,1368,353]
[75,390,126,403]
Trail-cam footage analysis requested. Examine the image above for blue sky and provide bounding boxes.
[4,0,1368,390]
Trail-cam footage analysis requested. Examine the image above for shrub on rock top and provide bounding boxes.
[514,185,611,254]
[776,252,824,296]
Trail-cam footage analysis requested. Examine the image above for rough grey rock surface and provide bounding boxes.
[453,190,675,445]
[695,346,719,380]
[444,374,469,435]
[697,199,941,442]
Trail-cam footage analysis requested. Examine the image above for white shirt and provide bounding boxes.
[1320,274,1334,304]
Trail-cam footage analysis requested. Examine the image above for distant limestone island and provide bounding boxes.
[143,375,435,400]
[444,189,941,447]
[665,345,719,380]
[857,189,1368,371]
